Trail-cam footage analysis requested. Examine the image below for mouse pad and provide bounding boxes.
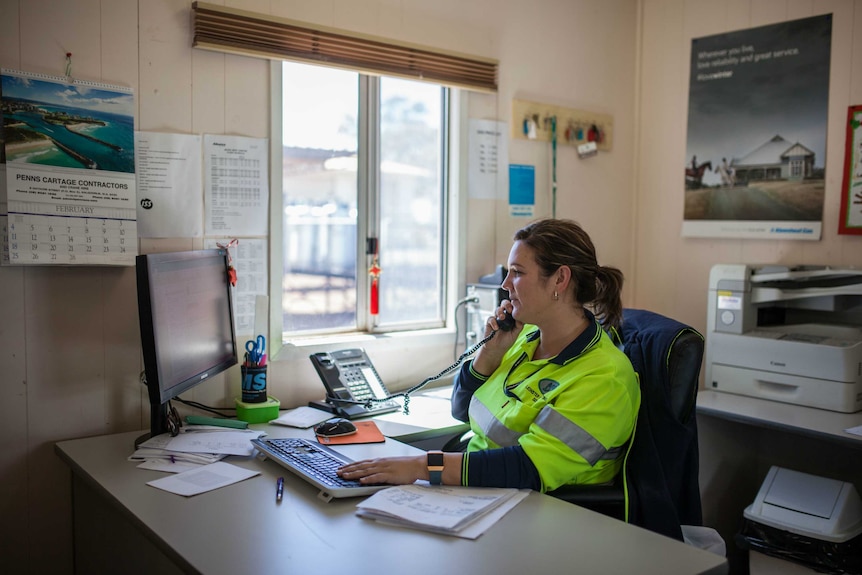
[315,421,385,445]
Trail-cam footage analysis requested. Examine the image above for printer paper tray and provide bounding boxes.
[711,363,862,413]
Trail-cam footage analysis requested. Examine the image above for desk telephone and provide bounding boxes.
[308,312,515,419]
[309,349,401,419]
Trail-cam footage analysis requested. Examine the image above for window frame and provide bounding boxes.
[268,61,468,358]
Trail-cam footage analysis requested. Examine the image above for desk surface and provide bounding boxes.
[697,390,862,449]
[371,385,470,443]
[56,426,727,575]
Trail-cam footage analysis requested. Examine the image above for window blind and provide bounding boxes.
[191,2,498,92]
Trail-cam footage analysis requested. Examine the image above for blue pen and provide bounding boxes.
[276,476,284,503]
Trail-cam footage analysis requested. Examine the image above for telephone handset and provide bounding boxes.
[308,349,400,419]
[497,311,516,331]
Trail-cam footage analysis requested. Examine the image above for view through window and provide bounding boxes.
[281,62,447,334]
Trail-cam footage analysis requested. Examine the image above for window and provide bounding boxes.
[279,62,449,336]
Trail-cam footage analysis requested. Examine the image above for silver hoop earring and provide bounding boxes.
[553,291,559,300]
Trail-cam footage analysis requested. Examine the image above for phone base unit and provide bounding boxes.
[309,349,400,420]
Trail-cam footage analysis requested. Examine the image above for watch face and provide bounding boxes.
[427,451,444,466]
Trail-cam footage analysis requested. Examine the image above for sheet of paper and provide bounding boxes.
[136,459,203,473]
[205,237,267,336]
[147,461,259,496]
[845,425,862,437]
[164,429,266,456]
[135,131,203,238]
[468,119,508,200]
[271,406,333,429]
[203,134,268,236]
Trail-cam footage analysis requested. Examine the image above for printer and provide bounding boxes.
[706,264,862,413]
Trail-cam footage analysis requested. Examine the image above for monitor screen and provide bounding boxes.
[136,249,238,442]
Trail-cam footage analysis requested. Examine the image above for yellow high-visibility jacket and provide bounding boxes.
[457,315,640,492]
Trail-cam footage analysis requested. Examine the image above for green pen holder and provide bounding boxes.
[235,396,280,424]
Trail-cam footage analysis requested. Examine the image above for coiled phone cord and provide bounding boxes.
[364,330,497,415]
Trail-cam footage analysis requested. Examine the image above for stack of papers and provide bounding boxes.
[130,426,265,473]
[129,446,226,473]
[132,426,267,497]
[356,484,529,539]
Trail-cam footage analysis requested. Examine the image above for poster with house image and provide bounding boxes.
[682,14,831,240]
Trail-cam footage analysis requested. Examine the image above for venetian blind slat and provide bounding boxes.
[192,1,498,92]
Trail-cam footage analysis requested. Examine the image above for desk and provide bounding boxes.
[697,390,862,449]
[696,391,862,573]
[55,428,728,575]
[371,385,470,447]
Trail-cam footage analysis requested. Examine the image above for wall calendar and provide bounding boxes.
[1,68,136,265]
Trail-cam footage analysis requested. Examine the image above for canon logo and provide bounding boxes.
[770,361,786,367]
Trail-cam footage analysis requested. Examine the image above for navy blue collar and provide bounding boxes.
[523,309,602,366]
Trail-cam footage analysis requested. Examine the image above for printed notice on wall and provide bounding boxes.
[204,134,268,237]
[509,164,535,217]
[135,131,203,238]
[469,119,508,200]
[205,237,268,336]
[1,68,137,265]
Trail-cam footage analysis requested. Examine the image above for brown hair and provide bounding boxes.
[513,218,625,332]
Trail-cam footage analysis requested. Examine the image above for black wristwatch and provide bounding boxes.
[427,450,444,485]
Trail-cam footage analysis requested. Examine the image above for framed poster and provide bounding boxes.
[838,105,862,235]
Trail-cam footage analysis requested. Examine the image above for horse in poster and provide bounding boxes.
[685,159,712,189]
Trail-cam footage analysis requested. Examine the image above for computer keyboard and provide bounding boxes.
[264,437,359,487]
[251,437,390,501]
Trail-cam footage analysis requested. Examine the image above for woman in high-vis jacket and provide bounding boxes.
[338,218,640,492]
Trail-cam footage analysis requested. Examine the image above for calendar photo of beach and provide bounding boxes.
[1,72,134,174]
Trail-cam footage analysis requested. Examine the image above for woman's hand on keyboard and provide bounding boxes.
[338,452,464,486]
[337,456,426,485]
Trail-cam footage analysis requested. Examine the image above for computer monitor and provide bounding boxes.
[135,249,238,446]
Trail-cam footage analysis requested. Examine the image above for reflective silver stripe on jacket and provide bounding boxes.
[469,396,523,447]
[534,407,623,466]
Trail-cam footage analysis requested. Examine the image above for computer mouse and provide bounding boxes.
[314,418,357,437]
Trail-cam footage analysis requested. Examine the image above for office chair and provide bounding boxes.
[547,308,705,541]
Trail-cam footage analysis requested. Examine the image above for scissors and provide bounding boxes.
[245,335,266,365]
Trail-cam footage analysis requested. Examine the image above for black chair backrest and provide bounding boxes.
[617,308,705,540]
